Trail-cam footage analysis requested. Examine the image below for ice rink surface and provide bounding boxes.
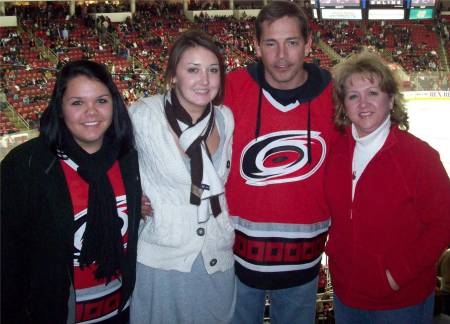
[406,98,450,176]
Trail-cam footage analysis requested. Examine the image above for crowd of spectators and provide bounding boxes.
[84,2,130,14]
[189,0,230,10]
[1,2,450,135]
[234,1,264,9]
[312,20,365,57]
[188,0,264,10]
[310,17,443,72]
[0,31,27,66]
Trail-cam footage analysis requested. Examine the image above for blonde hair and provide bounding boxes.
[332,50,409,132]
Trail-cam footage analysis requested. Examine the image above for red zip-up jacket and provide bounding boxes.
[325,126,450,310]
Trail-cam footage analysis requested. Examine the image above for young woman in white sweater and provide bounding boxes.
[128,30,235,324]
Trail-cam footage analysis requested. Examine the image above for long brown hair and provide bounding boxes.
[164,29,225,105]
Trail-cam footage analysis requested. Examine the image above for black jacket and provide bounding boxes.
[1,136,142,324]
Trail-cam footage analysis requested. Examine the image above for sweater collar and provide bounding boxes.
[345,119,402,156]
[246,60,331,104]
[352,115,391,150]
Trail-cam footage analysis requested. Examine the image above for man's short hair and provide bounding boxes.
[255,1,310,42]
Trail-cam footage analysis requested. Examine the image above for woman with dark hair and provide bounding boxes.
[128,30,235,324]
[325,50,450,323]
[1,60,142,324]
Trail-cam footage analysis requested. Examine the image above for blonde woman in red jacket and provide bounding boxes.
[325,50,450,323]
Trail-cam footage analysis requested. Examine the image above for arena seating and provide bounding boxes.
[1,2,449,135]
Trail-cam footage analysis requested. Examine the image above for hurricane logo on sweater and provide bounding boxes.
[240,130,326,186]
[73,195,129,264]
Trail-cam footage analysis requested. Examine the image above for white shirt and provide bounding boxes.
[351,116,391,200]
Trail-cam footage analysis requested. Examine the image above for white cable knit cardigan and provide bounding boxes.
[128,94,235,274]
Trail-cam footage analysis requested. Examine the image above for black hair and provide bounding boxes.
[40,60,134,156]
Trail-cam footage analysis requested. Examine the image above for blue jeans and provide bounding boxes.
[231,275,318,324]
[333,293,434,324]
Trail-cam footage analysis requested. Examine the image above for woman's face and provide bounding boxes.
[62,75,113,153]
[344,73,393,137]
[173,46,220,114]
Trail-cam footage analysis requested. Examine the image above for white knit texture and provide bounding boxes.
[128,94,235,274]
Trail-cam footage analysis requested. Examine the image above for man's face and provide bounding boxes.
[255,16,312,90]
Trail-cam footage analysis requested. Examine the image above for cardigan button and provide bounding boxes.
[210,258,217,266]
[226,160,231,169]
[196,228,205,236]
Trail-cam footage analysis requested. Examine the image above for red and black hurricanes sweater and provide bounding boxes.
[224,62,338,289]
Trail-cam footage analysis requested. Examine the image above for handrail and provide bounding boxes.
[2,99,31,130]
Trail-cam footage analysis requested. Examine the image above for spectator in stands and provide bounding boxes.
[326,50,450,323]
[1,60,142,324]
[224,1,337,323]
[128,30,235,324]
[62,25,69,40]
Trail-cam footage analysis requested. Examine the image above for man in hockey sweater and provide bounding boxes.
[224,1,338,323]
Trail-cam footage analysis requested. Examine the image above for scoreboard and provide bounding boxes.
[317,0,363,19]
[313,0,435,19]
[408,0,435,19]
[366,0,406,20]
